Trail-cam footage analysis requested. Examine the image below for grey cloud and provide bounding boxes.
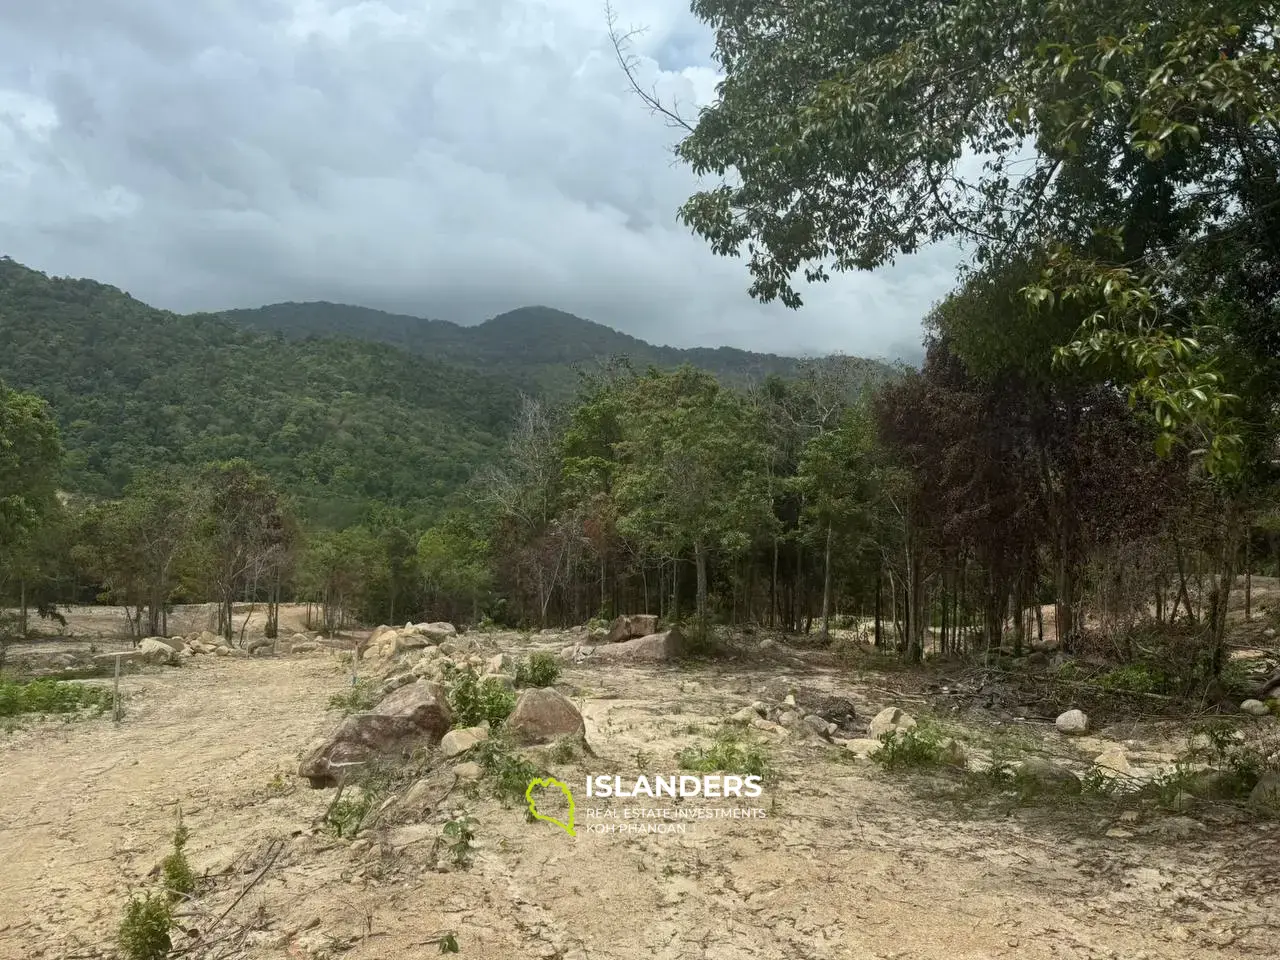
[0,0,959,359]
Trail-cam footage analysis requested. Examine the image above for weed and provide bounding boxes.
[472,736,544,805]
[678,731,772,780]
[325,791,372,838]
[513,652,561,688]
[870,724,947,771]
[117,893,172,960]
[0,677,112,717]
[442,815,476,867]
[438,932,461,953]
[328,679,377,714]
[447,669,516,728]
[547,736,579,764]
[161,813,195,902]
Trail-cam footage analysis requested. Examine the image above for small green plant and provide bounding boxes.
[548,736,579,763]
[161,813,195,901]
[328,679,377,714]
[118,893,173,960]
[0,677,112,717]
[442,815,476,867]
[447,669,516,728]
[438,932,460,953]
[513,652,561,688]
[472,736,544,805]
[678,731,772,780]
[870,724,946,771]
[325,789,373,838]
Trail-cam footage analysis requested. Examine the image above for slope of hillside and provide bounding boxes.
[0,258,518,522]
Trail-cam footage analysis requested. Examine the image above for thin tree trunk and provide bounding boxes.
[820,523,833,639]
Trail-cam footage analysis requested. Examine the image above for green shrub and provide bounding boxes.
[472,736,544,805]
[328,679,377,714]
[448,669,516,728]
[118,894,172,960]
[0,677,112,717]
[870,725,947,771]
[160,815,195,901]
[678,731,771,779]
[513,652,561,688]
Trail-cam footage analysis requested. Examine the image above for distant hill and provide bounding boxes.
[0,258,895,523]
[219,302,890,399]
[0,258,518,524]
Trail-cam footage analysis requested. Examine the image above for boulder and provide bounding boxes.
[440,725,489,759]
[1055,709,1090,736]
[146,636,186,653]
[591,629,684,662]
[138,638,177,665]
[868,707,916,740]
[299,682,452,787]
[1094,746,1132,778]
[393,633,430,655]
[603,614,659,644]
[420,622,457,642]
[379,673,417,697]
[803,714,837,738]
[481,672,515,691]
[1248,773,1280,813]
[439,637,477,657]
[291,641,320,653]
[1240,699,1270,717]
[506,688,586,745]
[486,653,511,675]
[246,638,275,656]
[730,707,759,724]
[1016,757,1082,794]
[453,761,484,781]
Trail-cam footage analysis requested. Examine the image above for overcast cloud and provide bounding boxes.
[0,0,960,360]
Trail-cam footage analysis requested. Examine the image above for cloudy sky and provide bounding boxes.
[0,0,961,360]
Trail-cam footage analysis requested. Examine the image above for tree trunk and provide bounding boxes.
[874,566,883,648]
[1244,534,1252,622]
[694,541,709,629]
[19,578,28,637]
[820,523,833,640]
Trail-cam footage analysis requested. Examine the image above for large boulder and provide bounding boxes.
[1240,699,1270,717]
[506,688,586,744]
[592,629,684,662]
[420,622,457,642]
[299,682,452,787]
[603,614,659,644]
[138,638,177,665]
[146,636,187,653]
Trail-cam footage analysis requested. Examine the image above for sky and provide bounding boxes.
[0,0,962,361]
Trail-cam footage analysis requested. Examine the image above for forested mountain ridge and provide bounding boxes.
[219,301,891,399]
[0,257,519,523]
[0,258,890,525]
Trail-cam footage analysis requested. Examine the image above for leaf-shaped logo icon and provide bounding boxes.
[525,777,576,837]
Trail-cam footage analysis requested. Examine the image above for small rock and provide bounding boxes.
[481,672,515,691]
[777,710,801,727]
[1094,745,1132,777]
[730,707,759,724]
[939,737,968,768]
[1249,773,1280,812]
[440,725,489,758]
[803,714,833,738]
[1055,709,1090,735]
[1016,757,1082,794]
[750,701,768,716]
[845,738,881,758]
[1240,699,1269,717]
[453,761,483,781]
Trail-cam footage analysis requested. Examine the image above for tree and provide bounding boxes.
[194,460,289,645]
[0,381,63,659]
[669,0,1280,466]
[613,368,775,629]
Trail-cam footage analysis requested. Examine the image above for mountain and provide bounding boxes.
[0,258,895,524]
[0,258,518,524]
[219,302,863,399]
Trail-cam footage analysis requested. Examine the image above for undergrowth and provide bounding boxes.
[0,676,112,717]
[446,668,516,728]
[513,652,561,688]
[328,678,377,714]
[678,730,772,780]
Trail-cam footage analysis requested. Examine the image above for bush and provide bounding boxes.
[328,679,377,714]
[0,677,112,717]
[513,653,561,688]
[870,724,948,771]
[118,894,172,960]
[678,731,771,779]
[472,736,544,804]
[161,816,195,901]
[448,669,516,728]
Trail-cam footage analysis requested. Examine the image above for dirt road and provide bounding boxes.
[1,647,1277,960]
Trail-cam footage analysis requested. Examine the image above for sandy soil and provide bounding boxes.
[1,636,1278,960]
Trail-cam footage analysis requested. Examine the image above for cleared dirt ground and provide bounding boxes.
[1,634,1278,960]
